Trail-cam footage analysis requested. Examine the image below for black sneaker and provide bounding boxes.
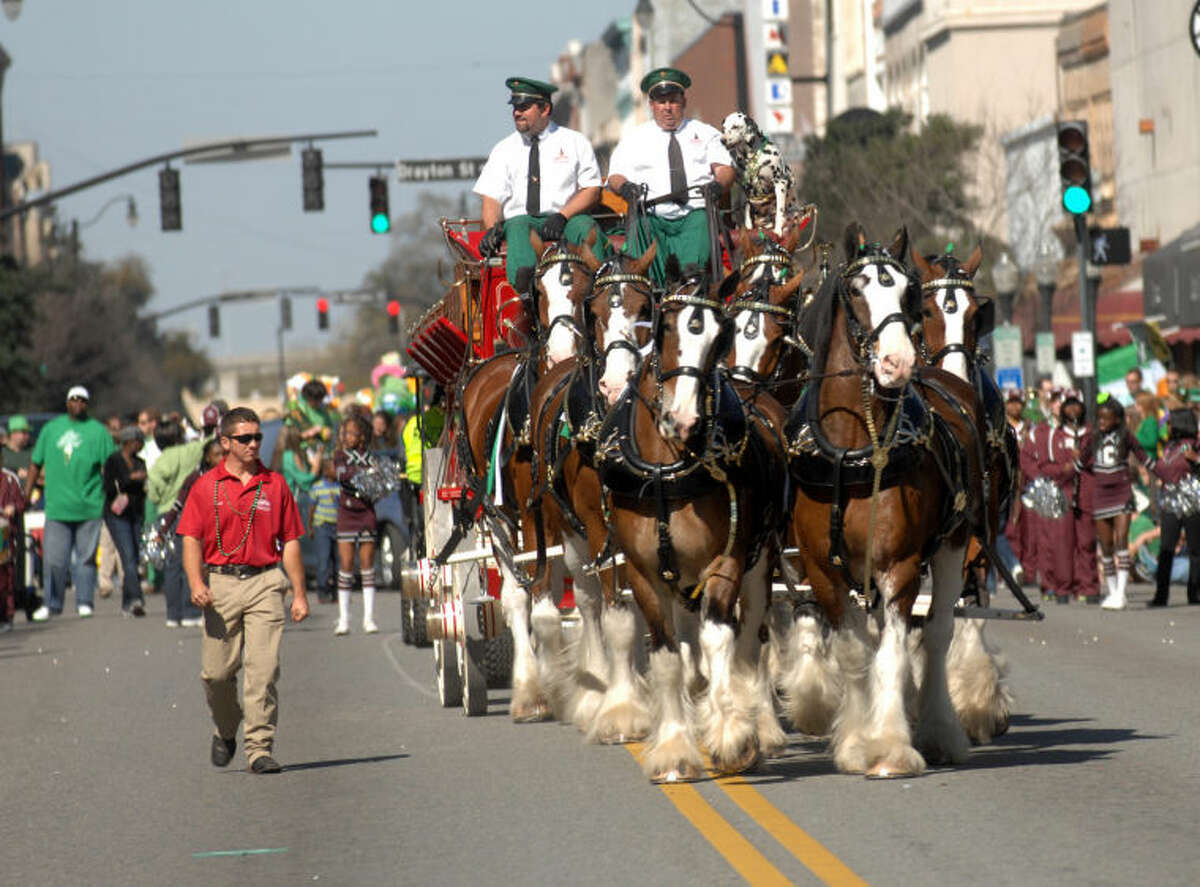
[211,735,236,767]
[130,601,146,617]
[250,755,282,774]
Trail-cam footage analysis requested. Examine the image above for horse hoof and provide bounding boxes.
[865,749,925,779]
[512,700,553,723]
[991,715,1010,738]
[714,744,762,776]
[650,763,703,784]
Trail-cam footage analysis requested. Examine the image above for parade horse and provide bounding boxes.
[782,224,986,777]
[595,271,789,780]
[451,231,596,721]
[911,246,1017,743]
[525,244,659,742]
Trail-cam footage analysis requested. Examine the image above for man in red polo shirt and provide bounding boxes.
[178,406,308,774]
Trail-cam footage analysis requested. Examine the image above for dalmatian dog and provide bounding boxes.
[721,111,796,236]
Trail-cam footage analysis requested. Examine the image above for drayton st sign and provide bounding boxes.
[394,157,487,183]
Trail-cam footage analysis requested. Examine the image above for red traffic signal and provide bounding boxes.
[387,299,400,334]
[316,297,329,331]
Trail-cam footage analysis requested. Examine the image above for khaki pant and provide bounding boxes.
[201,567,289,763]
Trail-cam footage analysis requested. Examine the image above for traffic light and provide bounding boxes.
[280,296,292,331]
[1057,120,1093,215]
[369,175,390,234]
[302,148,324,212]
[159,167,182,231]
[207,304,220,338]
[316,297,329,331]
[387,299,400,334]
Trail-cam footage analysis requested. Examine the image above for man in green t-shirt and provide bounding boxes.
[25,385,116,620]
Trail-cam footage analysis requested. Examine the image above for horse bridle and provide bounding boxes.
[918,273,977,369]
[839,253,913,369]
[727,277,799,386]
[534,248,592,354]
[655,279,728,391]
[589,257,654,372]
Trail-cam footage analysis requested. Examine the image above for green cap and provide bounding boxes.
[6,414,29,432]
[640,67,691,96]
[505,77,557,105]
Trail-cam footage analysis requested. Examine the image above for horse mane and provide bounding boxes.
[797,267,841,376]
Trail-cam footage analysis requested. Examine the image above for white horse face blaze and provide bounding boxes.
[541,269,577,367]
[855,265,914,389]
[732,309,768,378]
[664,305,721,440]
[597,288,641,405]
[935,287,969,382]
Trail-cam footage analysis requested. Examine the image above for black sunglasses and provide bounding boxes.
[226,432,263,444]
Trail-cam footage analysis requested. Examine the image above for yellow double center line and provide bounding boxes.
[627,744,868,886]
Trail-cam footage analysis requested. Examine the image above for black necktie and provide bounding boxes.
[668,131,687,204]
[526,136,540,216]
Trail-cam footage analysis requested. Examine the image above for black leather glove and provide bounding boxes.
[478,222,504,257]
[618,181,642,205]
[703,180,724,204]
[539,212,567,241]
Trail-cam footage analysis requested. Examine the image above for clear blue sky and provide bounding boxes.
[4,0,627,361]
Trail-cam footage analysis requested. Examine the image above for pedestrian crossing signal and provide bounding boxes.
[369,176,390,234]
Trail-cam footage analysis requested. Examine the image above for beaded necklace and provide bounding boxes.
[214,477,264,557]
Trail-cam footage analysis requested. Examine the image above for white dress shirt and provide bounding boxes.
[607,118,733,220]
[473,122,602,219]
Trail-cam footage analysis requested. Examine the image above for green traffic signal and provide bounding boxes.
[368,175,390,234]
[1063,184,1092,215]
[371,212,391,234]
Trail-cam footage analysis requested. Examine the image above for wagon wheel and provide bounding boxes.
[409,598,430,647]
[483,628,514,688]
[401,598,413,644]
[435,637,462,707]
[461,636,489,716]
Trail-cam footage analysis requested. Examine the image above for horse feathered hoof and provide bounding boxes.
[650,762,704,784]
[511,697,553,723]
[713,741,762,776]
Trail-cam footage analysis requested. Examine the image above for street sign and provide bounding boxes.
[395,157,487,183]
[766,77,792,105]
[766,51,789,76]
[1072,330,1096,377]
[1088,226,1132,265]
[992,324,1023,371]
[763,106,794,134]
[763,23,786,49]
[1035,331,1056,375]
[997,366,1024,391]
[762,0,785,19]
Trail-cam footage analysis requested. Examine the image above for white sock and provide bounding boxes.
[337,569,354,624]
[362,568,376,623]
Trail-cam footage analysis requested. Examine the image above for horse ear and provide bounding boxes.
[974,297,996,340]
[781,222,803,254]
[774,268,806,303]
[843,223,865,261]
[910,246,936,281]
[632,239,658,276]
[963,243,984,278]
[529,228,545,256]
[717,270,740,302]
[730,226,748,256]
[581,239,602,272]
[888,226,909,264]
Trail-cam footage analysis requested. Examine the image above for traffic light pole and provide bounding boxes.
[1075,213,1097,422]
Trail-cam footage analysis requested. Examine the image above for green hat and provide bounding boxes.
[7,414,29,432]
[640,67,691,96]
[505,77,557,105]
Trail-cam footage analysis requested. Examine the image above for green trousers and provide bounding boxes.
[626,209,711,286]
[502,214,609,286]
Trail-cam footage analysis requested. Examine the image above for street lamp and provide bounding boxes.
[1033,242,1059,334]
[634,0,654,68]
[991,252,1019,325]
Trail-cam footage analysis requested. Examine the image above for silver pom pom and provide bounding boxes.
[1023,476,1067,519]
[349,455,405,504]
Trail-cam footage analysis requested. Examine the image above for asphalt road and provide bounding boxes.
[2,581,1198,887]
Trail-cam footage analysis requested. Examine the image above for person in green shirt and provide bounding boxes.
[25,386,116,620]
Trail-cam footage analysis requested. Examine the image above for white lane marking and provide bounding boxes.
[381,633,438,699]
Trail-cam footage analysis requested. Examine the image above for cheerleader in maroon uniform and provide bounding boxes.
[1075,396,1153,610]
[333,413,378,635]
[1148,409,1200,607]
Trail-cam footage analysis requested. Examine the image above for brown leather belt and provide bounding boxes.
[205,562,278,579]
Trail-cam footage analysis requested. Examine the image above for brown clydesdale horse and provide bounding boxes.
[454,231,596,721]
[597,272,789,781]
[525,244,660,741]
[782,224,987,778]
[911,246,1016,743]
